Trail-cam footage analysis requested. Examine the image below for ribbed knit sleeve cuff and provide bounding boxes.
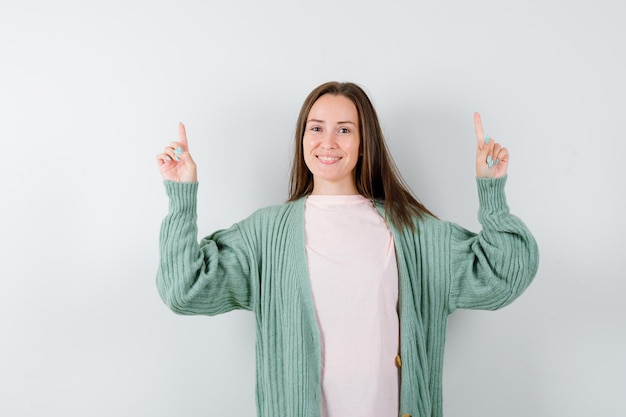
[163,181,198,216]
[476,175,508,212]
[476,176,511,229]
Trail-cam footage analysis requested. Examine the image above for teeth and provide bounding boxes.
[318,156,340,162]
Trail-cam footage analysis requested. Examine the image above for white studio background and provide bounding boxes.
[0,0,624,416]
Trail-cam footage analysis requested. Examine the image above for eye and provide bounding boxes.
[310,126,322,132]
[338,127,350,134]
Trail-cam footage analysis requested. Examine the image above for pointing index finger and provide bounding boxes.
[178,122,188,149]
[474,112,485,148]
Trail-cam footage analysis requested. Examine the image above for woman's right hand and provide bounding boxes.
[156,122,198,183]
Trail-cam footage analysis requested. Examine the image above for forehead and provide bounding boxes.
[308,94,358,123]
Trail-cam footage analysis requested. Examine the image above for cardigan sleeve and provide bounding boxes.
[156,181,254,315]
[448,176,539,312]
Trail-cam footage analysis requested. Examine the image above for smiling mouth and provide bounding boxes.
[317,156,341,163]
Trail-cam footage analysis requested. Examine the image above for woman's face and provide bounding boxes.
[303,94,361,195]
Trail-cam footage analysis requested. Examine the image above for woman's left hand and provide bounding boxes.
[474,112,509,178]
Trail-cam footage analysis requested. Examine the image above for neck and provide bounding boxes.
[311,181,359,196]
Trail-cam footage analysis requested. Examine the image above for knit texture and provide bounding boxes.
[157,176,539,417]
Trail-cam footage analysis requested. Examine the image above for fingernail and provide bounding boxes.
[174,146,183,155]
[485,135,490,145]
[487,155,493,168]
[165,156,172,162]
[495,158,499,165]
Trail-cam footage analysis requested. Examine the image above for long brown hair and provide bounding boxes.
[288,81,436,230]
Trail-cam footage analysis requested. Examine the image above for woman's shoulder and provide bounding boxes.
[372,200,445,231]
[241,198,305,227]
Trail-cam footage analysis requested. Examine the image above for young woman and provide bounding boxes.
[156,81,539,417]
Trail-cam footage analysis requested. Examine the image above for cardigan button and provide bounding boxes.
[401,414,411,417]
[395,355,402,367]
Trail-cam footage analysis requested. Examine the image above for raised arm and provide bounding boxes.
[448,114,538,311]
[156,124,253,315]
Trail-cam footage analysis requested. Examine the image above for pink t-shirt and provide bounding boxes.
[305,194,399,417]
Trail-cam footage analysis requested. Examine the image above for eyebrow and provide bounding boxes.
[306,118,357,126]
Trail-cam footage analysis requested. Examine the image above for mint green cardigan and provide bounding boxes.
[157,176,539,417]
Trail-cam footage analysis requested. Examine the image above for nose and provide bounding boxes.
[320,131,337,149]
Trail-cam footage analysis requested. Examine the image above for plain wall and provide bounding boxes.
[1,0,624,415]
